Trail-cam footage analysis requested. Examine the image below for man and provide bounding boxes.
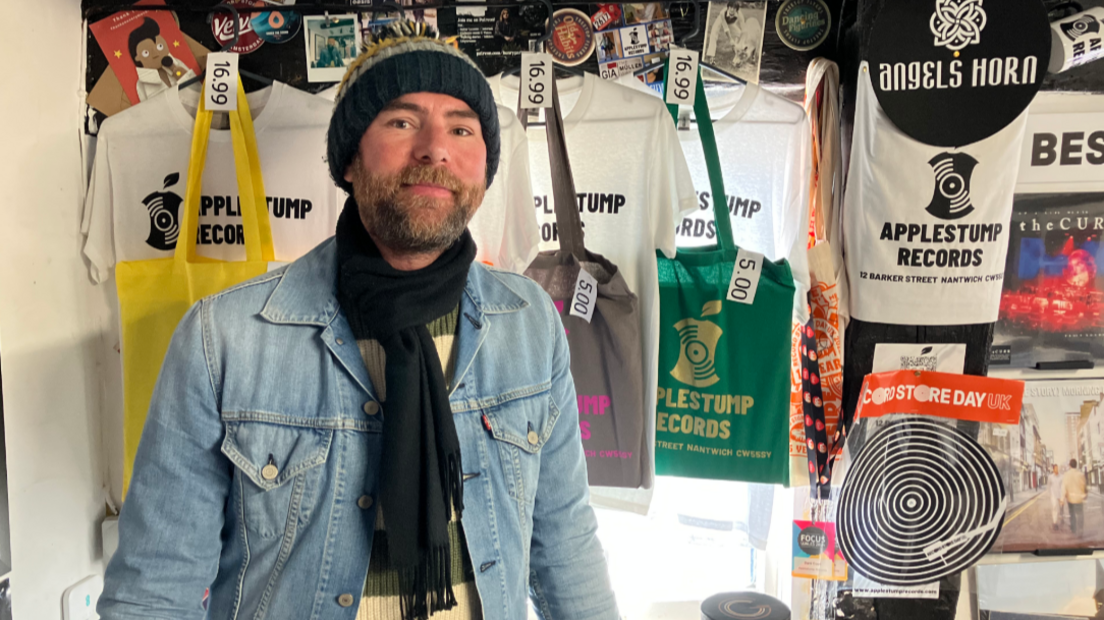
[1049,463,1064,531]
[704,3,761,69]
[127,17,195,102]
[1063,458,1088,536]
[319,36,344,68]
[99,29,618,620]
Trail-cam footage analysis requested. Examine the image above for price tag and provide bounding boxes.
[205,52,239,112]
[665,47,699,107]
[520,52,553,109]
[569,268,599,323]
[727,248,764,305]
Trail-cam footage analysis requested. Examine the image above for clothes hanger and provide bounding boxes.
[633,0,747,85]
[178,4,274,91]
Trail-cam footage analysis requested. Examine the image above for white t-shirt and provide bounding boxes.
[82,82,340,283]
[844,62,1028,325]
[467,106,539,273]
[489,73,698,512]
[672,83,812,323]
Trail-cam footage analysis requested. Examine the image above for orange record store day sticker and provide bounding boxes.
[856,370,1024,425]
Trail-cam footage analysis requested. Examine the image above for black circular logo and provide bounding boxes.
[867,0,1050,147]
[775,0,831,52]
[797,525,828,555]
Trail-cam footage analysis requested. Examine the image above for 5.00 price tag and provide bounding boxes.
[205,52,239,112]
[727,248,764,305]
[569,268,599,323]
[520,52,554,109]
[664,48,699,107]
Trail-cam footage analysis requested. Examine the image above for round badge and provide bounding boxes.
[212,1,266,55]
[867,0,1050,147]
[546,8,595,66]
[775,0,831,52]
[252,9,302,44]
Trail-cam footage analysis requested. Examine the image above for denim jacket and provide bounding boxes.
[99,238,619,620]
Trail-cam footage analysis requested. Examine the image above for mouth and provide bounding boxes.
[402,183,454,199]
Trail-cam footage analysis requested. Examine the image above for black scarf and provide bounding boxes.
[334,198,474,619]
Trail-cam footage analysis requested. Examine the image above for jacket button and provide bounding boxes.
[337,593,355,607]
[527,431,539,445]
[336,338,345,345]
[358,495,374,510]
[261,464,279,480]
[363,401,380,416]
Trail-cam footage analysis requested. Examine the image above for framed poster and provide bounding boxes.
[992,193,1104,367]
[985,379,1104,553]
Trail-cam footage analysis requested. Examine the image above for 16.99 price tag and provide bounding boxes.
[727,248,764,305]
[665,48,699,107]
[520,52,554,109]
[569,268,599,323]
[205,52,239,112]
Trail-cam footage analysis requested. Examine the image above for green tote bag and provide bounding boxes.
[654,69,794,485]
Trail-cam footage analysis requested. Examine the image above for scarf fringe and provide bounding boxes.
[398,545,459,620]
[444,453,465,516]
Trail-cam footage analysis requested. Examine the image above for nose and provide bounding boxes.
[410,122,451,166]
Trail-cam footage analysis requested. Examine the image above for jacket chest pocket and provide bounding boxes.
[221,420,333,540]
[483,391,559,507]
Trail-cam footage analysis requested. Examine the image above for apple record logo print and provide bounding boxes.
[837,418,1007,586]
[925,152,977,220]
[867,0,1049,147]
[1061,15,1100,41]
[143,173,182,251]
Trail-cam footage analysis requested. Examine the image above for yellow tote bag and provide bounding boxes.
[117,80,274,494]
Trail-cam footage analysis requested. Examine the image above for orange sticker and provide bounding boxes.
[857,370,1023,425]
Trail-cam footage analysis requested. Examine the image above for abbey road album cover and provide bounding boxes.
[992,193,1104,368]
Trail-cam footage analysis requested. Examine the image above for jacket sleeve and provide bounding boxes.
[99,302,231,619]
[528,295,619,620]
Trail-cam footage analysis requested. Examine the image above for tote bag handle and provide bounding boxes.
[666,67,735,255]
[176,79,275,265]
[517,78,587,262]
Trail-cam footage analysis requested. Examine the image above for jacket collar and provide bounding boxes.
[260,237,530,327]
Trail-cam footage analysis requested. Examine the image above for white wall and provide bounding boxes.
[0,0,108,616]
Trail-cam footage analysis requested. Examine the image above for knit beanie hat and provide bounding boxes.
[327,23,500,194]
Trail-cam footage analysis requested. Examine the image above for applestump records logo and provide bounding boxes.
[671,300,723,388]
[929,0,987,51]
[925,152,978,220]
[1062,15,1101,41]
[143,173,183,250]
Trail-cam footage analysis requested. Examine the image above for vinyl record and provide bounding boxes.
[837,418,1006,586]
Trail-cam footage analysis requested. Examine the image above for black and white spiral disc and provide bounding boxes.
[837,418,1005,585]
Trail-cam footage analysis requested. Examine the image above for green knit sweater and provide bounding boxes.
[355,307,482,619]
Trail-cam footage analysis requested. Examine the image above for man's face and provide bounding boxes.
[134,35,170,69]
[344,92,487,254]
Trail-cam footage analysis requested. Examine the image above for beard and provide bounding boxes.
[349,158,485,254]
